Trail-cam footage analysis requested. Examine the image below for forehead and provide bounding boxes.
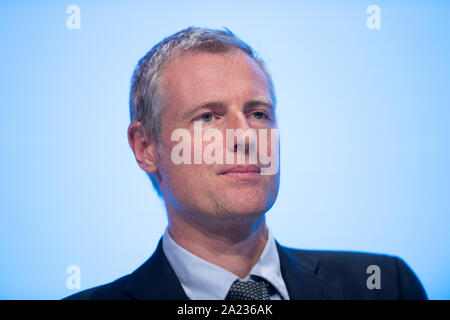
[157,49,271,116]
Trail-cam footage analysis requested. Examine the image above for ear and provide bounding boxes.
[128,121,159,174]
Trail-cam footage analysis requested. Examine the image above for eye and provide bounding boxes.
[252,111,268,120]
[197,113,214,123]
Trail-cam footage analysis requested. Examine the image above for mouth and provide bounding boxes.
[220,165,261,179]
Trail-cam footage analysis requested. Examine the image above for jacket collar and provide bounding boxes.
[124,238,189,300]
[123,237,343,300]
[275,241,343,299]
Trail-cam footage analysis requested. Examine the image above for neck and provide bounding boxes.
[166,210,269,279]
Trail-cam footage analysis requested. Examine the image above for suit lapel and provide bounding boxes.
[276,242,343,299]
[124,238,189,300]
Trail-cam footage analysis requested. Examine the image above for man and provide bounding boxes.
[65,27,427,300]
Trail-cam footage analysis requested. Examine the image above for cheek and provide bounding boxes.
[158,149,213,199]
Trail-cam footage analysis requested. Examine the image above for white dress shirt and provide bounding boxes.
[162,227,290,300]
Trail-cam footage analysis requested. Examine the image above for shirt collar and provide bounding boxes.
[162,227,289,300]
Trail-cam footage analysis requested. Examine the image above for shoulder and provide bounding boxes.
[284,246,398,272]
[63,274,133,300]
[278,244,427,299]
[62,237,188,300]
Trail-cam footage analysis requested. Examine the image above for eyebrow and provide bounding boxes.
[179,99,274,121]
[179,101,226,121]
[243,100,274,114]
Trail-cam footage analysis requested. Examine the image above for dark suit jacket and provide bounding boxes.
[64,239,427,300]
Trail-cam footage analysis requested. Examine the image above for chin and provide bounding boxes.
[216,189,272,217]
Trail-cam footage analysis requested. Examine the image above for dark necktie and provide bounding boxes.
[225,277,271,300]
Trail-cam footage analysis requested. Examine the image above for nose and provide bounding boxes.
[225,111,257,155]
[227,111,251,131]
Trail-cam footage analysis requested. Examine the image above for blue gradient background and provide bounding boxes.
[1,1,449,299]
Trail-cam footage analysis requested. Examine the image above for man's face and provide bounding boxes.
[155,49,279,223]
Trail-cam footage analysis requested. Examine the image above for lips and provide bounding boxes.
[220,165,261,177]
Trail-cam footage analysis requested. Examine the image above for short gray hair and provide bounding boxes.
[129,26,276,197]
